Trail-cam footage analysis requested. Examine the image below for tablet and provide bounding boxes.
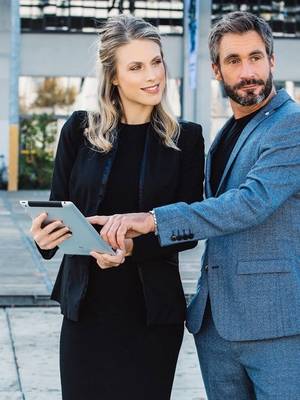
[20,200,115,256]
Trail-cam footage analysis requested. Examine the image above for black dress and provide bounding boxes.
[59,123,184,400]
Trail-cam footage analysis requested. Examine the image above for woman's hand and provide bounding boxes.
[30,212,72,250]
[89,239,134,269]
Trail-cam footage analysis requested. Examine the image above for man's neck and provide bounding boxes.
[231,88,276,119]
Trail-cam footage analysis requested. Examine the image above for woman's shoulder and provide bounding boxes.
[66,110,88,128]
[177,119,204,147]
[60,110,88,143]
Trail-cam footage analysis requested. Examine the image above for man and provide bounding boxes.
[89,12,300,399]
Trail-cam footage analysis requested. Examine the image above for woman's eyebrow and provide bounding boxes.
[127,56,162,66]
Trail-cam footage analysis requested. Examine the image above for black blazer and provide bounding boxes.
[39,111,204,324]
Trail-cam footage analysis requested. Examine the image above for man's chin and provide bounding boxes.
[237,94,265,106]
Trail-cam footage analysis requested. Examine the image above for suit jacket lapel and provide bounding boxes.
[215,115,263,196]
[215,89,291,196]
[205,117,234,198]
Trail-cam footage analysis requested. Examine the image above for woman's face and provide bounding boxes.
[112,39,166,109]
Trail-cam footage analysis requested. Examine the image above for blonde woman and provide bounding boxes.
[30,15,204,400]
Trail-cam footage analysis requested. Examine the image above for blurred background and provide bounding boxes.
[0,2,300,399]
[1,0,300,192]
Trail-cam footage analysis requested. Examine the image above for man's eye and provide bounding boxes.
[229,59,239,64]
[251,56,261,62]
[154,59,162,65]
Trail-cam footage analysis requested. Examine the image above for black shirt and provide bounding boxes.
[210,110,260,196]
[83,122,149,318]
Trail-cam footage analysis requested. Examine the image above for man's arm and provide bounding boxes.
[94,112,300,249]
[155,113,300,246]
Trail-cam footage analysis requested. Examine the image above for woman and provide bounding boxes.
[30,14,204,400]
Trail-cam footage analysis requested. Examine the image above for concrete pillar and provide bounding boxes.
[183,0,212,149]
[8,0,20,191]
[0,0,20,190]
[0,1,11,187]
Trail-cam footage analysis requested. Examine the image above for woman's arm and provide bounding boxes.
[130,122,205,262]
[35,111,85,259]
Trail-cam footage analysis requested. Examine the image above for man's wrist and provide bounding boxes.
[148,210,158,235]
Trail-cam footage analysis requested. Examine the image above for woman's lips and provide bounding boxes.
[141,84,160,94]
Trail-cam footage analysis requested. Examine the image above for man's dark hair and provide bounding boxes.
[209,11,274,65]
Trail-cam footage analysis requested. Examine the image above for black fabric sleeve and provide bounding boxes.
[131,122,205,262]
[36,111,85,260]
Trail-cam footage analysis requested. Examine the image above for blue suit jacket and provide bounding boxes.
[154,89,300,341]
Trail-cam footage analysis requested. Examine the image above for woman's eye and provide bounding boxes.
[130,65,141,71]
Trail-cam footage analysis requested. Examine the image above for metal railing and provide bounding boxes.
[20,0,184,34]
[212,0,300,38]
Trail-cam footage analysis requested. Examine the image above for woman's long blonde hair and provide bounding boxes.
[86,14,180,152]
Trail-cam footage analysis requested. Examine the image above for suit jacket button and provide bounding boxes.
[171,234,177,241]
[177,235,183,240]
[183,234,189,240]
[188,233,194,239]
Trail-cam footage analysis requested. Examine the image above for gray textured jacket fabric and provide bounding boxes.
[155,89,300,341]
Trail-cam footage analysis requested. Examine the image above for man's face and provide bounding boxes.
[213,31,275,107]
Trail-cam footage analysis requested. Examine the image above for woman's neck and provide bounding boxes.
[121,103,153,125]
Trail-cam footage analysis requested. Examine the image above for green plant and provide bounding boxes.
[19,114,57,189]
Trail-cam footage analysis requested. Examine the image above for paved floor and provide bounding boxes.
[0,190,207,399]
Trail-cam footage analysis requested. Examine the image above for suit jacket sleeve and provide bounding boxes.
[154,112,300,246]
[131,122,205,262]
[36,111,85,259]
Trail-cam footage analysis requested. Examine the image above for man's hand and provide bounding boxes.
[86,212,155,250]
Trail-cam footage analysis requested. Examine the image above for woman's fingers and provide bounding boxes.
[36,226,71,249]
[40,231,72,250]
[30,212,48,233]
[90,249,125,269]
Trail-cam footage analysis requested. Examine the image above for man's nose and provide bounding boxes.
[239,61,256,80]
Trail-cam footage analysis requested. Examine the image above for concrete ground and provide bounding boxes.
[0,190,207,400]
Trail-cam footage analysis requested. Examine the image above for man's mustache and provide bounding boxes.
[233,79,265,90]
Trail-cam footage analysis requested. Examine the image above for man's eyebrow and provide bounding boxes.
[223,50,265,62]
[248,50,265,55]
[127,56,162,66]
[223,53,240,62]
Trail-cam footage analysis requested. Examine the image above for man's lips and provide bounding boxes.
[241,84,259,90]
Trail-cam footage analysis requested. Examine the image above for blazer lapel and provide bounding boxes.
[138,125,181,211]
[205,117,234,198]
[215,89,291,196]
[95,128,119,211]
[138,126,151,211]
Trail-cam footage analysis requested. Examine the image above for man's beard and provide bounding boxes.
[222,71,273,106]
